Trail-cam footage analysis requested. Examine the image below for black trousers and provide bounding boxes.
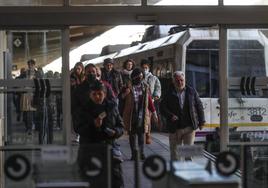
[129,126,144,156]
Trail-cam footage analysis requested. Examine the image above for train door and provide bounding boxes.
[185,39,219,142]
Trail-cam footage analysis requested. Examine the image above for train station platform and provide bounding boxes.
[118,132,208,188]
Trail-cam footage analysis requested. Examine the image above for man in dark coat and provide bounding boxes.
[75,80,124,188]
[101,58,123,97]
[161,71,205,161]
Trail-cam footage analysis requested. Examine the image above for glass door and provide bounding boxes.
[227,28,268,188]
[0,29,64,145]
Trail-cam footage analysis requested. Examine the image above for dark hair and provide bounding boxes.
[27,59,36,65]
[85,63,96,70]
[103,58,114,65]
[131,67,144,79]
[89,80,107,93]
[140,59,150,67]
[123,59,135,70]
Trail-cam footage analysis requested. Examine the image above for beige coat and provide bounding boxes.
[20,93,36,112]
[122,82,151,134]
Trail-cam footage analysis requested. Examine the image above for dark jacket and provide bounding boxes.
[74,98,124,145]
[101,68,123,96]
[160,84,205,133]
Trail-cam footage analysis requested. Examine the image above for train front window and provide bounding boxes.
[186,38,265,98]
[228,40,265,77]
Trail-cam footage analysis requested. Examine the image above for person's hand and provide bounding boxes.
[153,96,160,101]
[171,115,178,122]
[199,123,205,130]
[104,127,116,137]
[152,112,158,124]
[94,117,103,128]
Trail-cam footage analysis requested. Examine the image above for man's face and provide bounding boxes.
[174,74,185,90]
[104,63,113,72]
[126,61,133,71]
[132,73,144,85]
[28,63,35,70]
[141,64,150,73]
[89,90,106,104]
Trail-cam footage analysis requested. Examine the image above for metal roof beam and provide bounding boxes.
[0,6,268,26]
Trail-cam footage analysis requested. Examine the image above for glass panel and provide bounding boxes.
[0,0,63,6]
[228,29,268,143]
[225,0,268,5]
[148,0,218,6]
[76,25,220,146]
[0,145,111,188]
[70,0,140,6]
[229,145,268,188]
[3,30,63,145]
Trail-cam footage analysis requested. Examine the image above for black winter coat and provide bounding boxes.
[101,68,123,96]
[160,85,205,133]
[74,99,124,145]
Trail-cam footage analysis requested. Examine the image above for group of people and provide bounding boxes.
[70,57,205,188]
[71,58,162,160]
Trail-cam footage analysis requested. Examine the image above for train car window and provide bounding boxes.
[160,64,166,78]
[157,61,173,97]
[166,62,173,78]
[186,40,219,98]
[155,66,161,77]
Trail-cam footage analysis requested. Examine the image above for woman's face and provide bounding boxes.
[89,90,106,104]
[76,65,83,75]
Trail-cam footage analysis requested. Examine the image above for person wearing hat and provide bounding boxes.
[120,68,158,160]
[101,58,123,97]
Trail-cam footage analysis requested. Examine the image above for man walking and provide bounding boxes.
[161,71,205,161]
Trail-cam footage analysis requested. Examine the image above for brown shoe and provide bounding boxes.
[145,133,152,144]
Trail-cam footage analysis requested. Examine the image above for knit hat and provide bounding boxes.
[103,58,114,65]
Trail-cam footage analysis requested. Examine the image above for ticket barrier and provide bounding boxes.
[151,161,240,188]
[2,144,112,188]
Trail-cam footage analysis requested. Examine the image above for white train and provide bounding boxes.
[84,28,268,142]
